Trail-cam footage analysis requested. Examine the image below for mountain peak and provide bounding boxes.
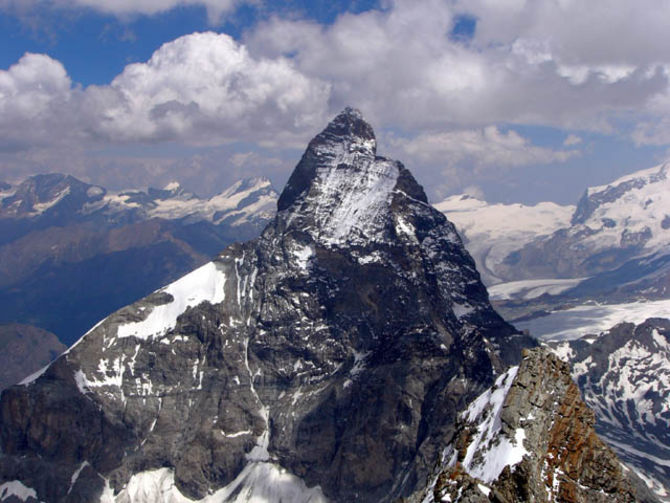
[0,173,99,218]
[277,108,377,212]
[162,181,181,192]
[0,109,536,503]
[276,108,429,248]
[316,106,375,146]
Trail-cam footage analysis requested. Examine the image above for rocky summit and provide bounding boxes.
[0,108,562,503]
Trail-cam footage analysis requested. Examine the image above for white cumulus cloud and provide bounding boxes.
[3,0,670,197]
[0,53,80,151]
[0,32,330,152]
[245,0,670,134]
[82,32,330,145]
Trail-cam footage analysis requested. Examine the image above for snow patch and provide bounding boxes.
[118,262,226,339]
[99,465,327,503]
[292,243,314,272]
[68,461,89,495]
[452,302,474,319]
[550,342,575,362]
[74,370,89,394]
[395,216,417,241]
[19,364,50,386]
[163,181,181,191]
[87,186,105,198]
[459,367,528,483]
[0,480,39,502]
[32,186,70,214]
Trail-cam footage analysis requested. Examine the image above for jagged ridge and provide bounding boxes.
[422,348,655,503]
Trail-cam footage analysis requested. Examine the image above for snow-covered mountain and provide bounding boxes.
[0,174,277,229]
[439,163,670,305]
[0,108,543,502]
[86,177,276,228]
[0,174,278,346]
[436,195,574,285]
[494,163,670,293]
[552,319,670,503]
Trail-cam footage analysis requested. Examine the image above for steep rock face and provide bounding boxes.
[0,109,534,502]
[423,348,652,503]
[553,319,670,502]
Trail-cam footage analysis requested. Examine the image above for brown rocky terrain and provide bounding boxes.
[425,348,657,503]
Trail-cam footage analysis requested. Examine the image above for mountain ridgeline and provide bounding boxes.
[0,109,643,503]
[0,173,277,346]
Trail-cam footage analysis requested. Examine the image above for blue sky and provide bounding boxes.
[1,0,669,205]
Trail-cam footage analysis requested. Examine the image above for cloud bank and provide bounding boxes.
[2,0,670,197]
[0,33,331,152]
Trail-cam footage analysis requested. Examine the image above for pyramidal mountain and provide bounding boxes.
[0,109,642,503]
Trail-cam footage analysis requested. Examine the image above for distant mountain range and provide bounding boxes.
[435,195,574,285]
[0,173,278,347]
[439,163,670,325]
[5,159,670,352]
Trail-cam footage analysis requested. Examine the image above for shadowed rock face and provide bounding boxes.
[0,324,65,390]
[425,348,656,503]
[0,109,534,502]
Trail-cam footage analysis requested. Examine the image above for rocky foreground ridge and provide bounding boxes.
[0,109,646,503]
[420,347,656,503]
[552,319,670,502]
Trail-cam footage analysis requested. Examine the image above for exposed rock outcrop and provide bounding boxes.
[424,348,654,503]
[553,319,670,502]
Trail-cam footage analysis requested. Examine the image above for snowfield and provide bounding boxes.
[118,262,227,339]
[436,195,573,284]
[516,299,670,341]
